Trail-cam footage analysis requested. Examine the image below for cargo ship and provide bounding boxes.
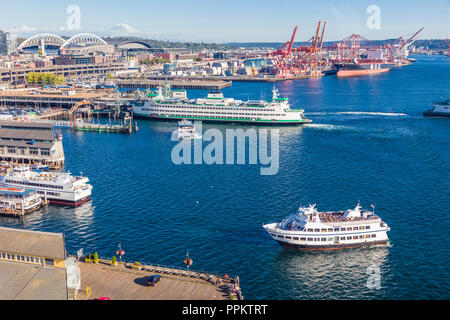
[423,99,450,118]
[335,59,392,77]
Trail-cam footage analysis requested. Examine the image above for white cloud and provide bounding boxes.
[10,25,39,33]
[110,23,138,34]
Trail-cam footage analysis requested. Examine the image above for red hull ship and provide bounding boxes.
[335,59,392,78]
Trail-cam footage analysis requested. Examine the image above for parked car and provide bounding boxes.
[146,275,161,287]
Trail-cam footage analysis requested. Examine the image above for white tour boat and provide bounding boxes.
[2,166,92,206]
[177,119,202,140]
[132,83,311,125]
[263,203,390,250]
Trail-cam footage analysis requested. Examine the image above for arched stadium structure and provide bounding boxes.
[60,33,108,48]
[18,33,65,55]
[19,33,113,55]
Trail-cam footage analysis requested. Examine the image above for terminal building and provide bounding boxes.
[0,121,65,168]
[0,226,68,300]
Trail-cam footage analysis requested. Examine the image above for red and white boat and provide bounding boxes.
[335,59,392,77]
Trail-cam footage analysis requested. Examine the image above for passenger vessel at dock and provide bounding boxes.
[263,203,390,250]
[1,166,92,206]
[0,185,42,216]
[131,84,311,125]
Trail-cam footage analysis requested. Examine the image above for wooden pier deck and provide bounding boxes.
[76,260,238,300]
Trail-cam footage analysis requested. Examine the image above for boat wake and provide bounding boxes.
[336,111,407,116]
[304,123,353,131]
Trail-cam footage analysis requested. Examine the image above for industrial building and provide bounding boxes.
[0,226,67,300]
[0,121,65,168]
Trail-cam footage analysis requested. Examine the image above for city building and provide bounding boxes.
[0,30,17,55]
[53,54,105,65]
[213,52,229,60]
[0,121,65,168]
[0,226,68,300]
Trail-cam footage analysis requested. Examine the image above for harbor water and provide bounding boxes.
[1,55,449,299]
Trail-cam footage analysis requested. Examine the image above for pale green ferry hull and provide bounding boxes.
[133,113,312,125]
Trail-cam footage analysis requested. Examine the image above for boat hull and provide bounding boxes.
[276,239,388,250]
[337,68,390,77]
[134,114,312,125]
[47,195,91,207]
[423,110,450,118]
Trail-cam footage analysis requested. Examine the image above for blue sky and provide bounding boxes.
[1,0,449,42]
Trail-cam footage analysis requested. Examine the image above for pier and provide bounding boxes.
[128,74,324,83]
[74,258,242,300]
[116,79,232,90]
[0,90,108,110]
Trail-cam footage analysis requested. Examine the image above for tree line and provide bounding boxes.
[25,72,65,85]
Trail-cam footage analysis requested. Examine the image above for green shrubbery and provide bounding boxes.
[25,72,65,85]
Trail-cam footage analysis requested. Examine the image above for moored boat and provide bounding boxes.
[0,185,42,216]
[2,166,92,206]
[335,59,392,77]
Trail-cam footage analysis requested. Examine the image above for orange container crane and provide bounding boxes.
[268,21,327,77]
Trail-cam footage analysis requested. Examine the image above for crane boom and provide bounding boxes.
[401,27,424,50]
[319,21,327,49]
[286,26,299,55]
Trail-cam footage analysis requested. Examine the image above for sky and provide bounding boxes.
[0,0,449,42]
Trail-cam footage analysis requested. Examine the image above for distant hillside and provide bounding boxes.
[103,36,231,50]
[13,34,447,52]
[226,39,448,50]
[14,34,232,51]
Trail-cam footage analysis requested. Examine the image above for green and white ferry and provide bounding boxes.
[131,83,311,125]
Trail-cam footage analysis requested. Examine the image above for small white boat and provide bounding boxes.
[177,119,202,140]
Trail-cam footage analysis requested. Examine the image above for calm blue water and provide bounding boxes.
[1,55,449,299]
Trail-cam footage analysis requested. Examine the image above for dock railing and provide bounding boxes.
[74,254,243,300]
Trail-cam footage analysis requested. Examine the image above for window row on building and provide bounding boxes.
[0,147,51,156]
[0,251,55,266]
